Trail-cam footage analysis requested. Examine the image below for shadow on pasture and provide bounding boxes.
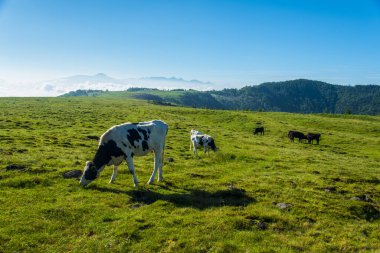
[89,185,256,210]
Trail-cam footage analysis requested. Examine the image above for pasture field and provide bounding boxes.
[0,97,379,252]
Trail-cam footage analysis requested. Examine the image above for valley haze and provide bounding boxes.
[0,73,218,97]
[1,73,379,98]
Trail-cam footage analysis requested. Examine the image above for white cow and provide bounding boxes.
[80,120,168,187]
[190,129,218,155]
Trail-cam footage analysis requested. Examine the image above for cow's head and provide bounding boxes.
[190,129,201,136]
[79,161,98,186]
[208,138,218,152]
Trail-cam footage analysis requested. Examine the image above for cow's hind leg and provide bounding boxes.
[109,166,118,183]
[158,148,164,182]
[148,150,162,184]
[126,157,139,187]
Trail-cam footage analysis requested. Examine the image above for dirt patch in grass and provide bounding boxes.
[189,173,206,178]
[349,204,380,221]
[5,164,28,171]
[62,170,82,179]
[85,135,99,141]
[14,149,28,153]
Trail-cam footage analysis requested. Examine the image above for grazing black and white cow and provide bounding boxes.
[190,129,218,155]
[80,120,168,187]
[307,133,321,144]
[253,127,264,135]
[288,130,307,143]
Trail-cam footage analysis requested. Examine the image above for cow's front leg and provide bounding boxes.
[192,141,197,155]
[126,157,139,187]
[191,142,199,159]
[109,166,118,183]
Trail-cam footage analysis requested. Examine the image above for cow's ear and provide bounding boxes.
[86,161,93,166]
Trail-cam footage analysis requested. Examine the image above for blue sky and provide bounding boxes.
[0,0,379,87]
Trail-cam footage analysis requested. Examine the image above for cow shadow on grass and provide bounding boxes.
[89,184,255,210]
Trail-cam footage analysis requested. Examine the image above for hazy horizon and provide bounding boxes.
[2,72,380,97]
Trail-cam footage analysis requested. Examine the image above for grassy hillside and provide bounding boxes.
[62,88,225,109]
[61,79,380,115]
[0,97,379,252]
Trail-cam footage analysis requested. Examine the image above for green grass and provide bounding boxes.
[0,97,379,252]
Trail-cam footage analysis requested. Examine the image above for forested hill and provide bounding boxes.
[211,79,380,115]
[61,79,380,115]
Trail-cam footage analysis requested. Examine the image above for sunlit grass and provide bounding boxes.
[0,97,379,252]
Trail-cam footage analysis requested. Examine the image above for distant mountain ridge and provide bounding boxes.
[61,79,380,115]
[140,76,212,84]
[38,73,215,96]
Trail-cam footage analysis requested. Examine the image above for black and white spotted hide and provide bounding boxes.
[190,131,218,156]
[80,120,168,187]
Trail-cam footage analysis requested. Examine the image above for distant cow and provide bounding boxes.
[307,133,321,144]
[288,130,307,143]
[190,129,218,155]
[80,120,168,187]
[253,127,264,135]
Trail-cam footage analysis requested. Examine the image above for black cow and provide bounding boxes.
[307,133,321,144]
[253,127,264,135]
[288,130,307,143]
